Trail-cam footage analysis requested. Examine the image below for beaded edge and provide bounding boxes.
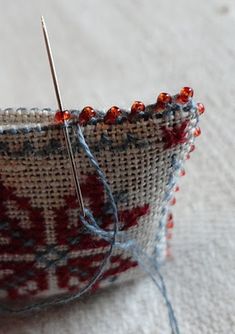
[0,96,200,135]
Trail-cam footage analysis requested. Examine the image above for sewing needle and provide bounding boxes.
[41,16,85,217]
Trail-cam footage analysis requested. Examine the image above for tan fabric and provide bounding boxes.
[0,104,197,302]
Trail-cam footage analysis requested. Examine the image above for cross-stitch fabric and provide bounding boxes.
[0,100,199,305]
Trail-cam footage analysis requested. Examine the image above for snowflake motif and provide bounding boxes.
[0,174,150,298]
[0,182,47,299]
[53,174,150,291]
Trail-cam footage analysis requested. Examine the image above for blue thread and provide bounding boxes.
[35,245,68,269]
[76,125,180,334]
[79,209,180,334]
[101,133,113,145]
[22,140,35,155]
[76,125,119,236]
[0,131,152,158]
[0,122,181,334]
[24,239,35,247]
[0,221,9,230]
[0,142,9,153]
[0,122,119,316]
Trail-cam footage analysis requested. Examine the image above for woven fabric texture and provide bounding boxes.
[0,99,199,304]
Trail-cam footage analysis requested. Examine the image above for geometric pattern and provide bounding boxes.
[0,174,149,299]
[0,97,200,303]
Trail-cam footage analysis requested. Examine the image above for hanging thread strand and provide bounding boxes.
[0,123,180,334]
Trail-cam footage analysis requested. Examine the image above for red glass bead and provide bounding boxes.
[170,197,176,206]
[189,144,195,153]
[55,110,71,124]
[131,101,145,114]
[104,106,121,124]
[79,106,96,125]
[197,102,205,115]
[167,220,174,229]
[186,153,190,160]
[178,87,194,104]
[174,185,180,192]
[167,213,174,229]
[157,92,172,104]
[179,169,186,177]
[194,127,201,137]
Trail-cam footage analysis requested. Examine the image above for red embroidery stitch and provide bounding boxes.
[161,120,189,149]
[54,175,150,251]
[0,182,48,298]
[0,174,150,299]
[53,174,149,290]
[56,255,138,292]
[0,262,48,299]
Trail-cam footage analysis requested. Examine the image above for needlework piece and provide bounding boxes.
[0,90,202,304]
